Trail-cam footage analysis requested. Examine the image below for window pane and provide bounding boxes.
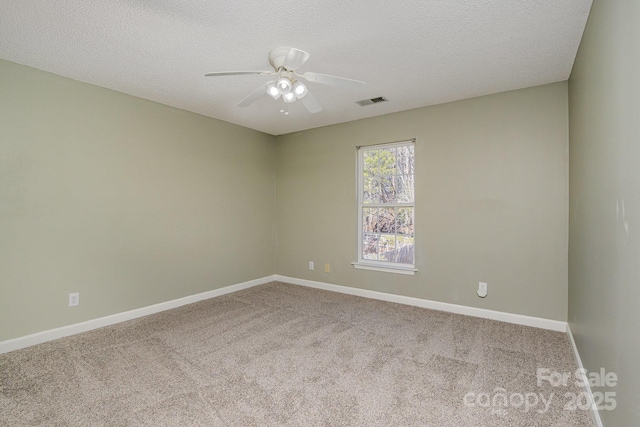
[397,145,414,175]
[378,234,396,261]
[395,175,414,203]
[382,147,397,176]
[363,208,378,233]
[396,207,414,237]
[377,207,396,233]
[396,206,414,264]
[363,150,378,177]
[388,241,414,264]
[363,177,380,204]
[362,233,379,260]
[380,234,396,248]
[380,176,396,203]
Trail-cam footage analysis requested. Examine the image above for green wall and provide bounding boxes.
[276,82,569,321]
[1,57,572,343]
[568,0,640,424]
[0,59,276,341]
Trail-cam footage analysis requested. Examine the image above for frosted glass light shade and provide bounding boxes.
[277,78,292,94]
[267,83,281,99]
[292,81,308,99]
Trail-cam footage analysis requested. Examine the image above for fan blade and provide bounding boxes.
[237,83,269,107]
[301,72,366,91]
[283,48,311,71]
[205,71,273,77]
[301,92,322,113]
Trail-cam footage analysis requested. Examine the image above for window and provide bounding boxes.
[354,140,415,274]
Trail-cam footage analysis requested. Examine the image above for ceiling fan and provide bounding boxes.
[205,47,366,114]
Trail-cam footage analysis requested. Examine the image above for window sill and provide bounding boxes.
[352,262,417,275]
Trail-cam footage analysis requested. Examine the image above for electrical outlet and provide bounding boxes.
[324,263,331,273]
[69,292,79,306]
[309,261,314,270]
[477,282,488,298]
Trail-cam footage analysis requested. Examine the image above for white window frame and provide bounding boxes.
[353,140,416,275]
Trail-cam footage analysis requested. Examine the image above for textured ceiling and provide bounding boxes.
[0,0,592,136]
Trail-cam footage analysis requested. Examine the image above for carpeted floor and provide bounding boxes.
[1,281,593,426]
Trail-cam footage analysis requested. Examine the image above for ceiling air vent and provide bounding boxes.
[356,96,388,107]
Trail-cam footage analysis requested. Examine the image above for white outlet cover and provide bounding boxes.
[477,282,488,298]
[69,292,79,306]
[309,261,314,270]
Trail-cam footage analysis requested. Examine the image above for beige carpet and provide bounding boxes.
[1,281,593,426]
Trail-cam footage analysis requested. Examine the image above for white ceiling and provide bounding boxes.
[0,1,592,136]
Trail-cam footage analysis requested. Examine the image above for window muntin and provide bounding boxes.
[357,141,415,271]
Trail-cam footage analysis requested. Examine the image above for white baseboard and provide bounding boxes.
[566,324,604,427]
[1,274,567,354]
[0,275,277,355]
[275,275,567,332]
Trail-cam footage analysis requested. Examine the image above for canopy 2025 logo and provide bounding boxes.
[537,368,617,411]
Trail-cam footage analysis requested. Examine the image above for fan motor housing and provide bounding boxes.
[269,47,294,70]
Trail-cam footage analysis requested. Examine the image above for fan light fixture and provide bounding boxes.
[267,83,281,99]
[276,77,292,94]
[205,47,367,114]
[292,81,308,99]
[269,78,309,106]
